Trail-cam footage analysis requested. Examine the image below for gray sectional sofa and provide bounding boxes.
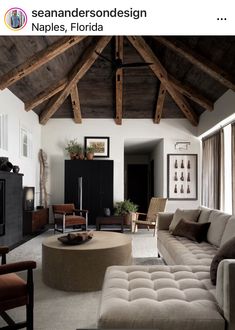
[157,206,235,266]
[98,206,235,330]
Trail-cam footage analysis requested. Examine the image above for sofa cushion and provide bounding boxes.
[169,209,200,233]
[158,230,217,266]
[210,237,235,285]
[98,265,224,330]
[207,210,230,247]
[220,216,235,247]
[172,219,210,243]
[198,206,212,223]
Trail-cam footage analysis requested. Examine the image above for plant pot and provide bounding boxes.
[124,212,137,231]
[86,152,94,160]
[70,153,77,160]
[78,153,85,160]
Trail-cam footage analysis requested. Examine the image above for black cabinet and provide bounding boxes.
[65,160,113,225]
[0,171,23,247]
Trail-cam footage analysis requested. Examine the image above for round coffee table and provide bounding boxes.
[42,231,132,292]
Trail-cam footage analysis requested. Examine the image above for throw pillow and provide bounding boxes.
[172,218,210,243]
[169,208,201,233]
[210,236,235,285]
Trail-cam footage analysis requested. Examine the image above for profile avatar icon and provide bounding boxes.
[11,10,21,29]
[4,7,27,31]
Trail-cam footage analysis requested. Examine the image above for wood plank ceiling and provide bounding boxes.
[0,36,235,125]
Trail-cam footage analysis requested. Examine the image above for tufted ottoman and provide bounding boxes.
[98,265,225,330]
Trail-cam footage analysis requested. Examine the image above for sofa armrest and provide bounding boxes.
[157,212,174,230]
[216,259,235,330]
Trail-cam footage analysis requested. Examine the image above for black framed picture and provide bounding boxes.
[84,136,110,158]
[167,154,198,200]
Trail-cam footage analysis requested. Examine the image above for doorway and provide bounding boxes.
[127,164,149,212]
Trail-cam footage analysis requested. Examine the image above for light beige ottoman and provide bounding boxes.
[98,264,225,330]
[42,231,132,291]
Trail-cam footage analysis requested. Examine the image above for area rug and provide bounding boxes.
[1,229,160,330]
[134,257,164,265]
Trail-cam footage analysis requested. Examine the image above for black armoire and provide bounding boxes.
[64,160,113,225]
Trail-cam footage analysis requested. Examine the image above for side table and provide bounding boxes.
[23,208,49,235]
[96,216,124,232]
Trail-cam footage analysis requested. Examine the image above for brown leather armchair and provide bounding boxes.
[0,245,37,330]
[52,203,88,234]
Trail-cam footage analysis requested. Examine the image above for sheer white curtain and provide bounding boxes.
[202,130,224,210]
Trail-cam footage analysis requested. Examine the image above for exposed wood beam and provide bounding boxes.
[24,78,67,111]
[169,75,213,112]
[155,37,235,92]
[39,36,112,125]
[127,36,198,126]
[0,36,86,90]
[70,85,82,123]
[154,83,166,123]
[115,36,123,125]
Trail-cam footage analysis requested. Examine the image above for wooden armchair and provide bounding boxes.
[132,197,167,236]
[0,246,37,330]
[52,203,88,234]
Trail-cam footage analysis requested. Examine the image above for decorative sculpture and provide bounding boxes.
[39,149,49,208]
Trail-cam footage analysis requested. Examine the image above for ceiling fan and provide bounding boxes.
[95,51,152,70]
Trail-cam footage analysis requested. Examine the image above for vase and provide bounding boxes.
[0,161,13,172]
[104,208,111,217]
[13,165,20,173]
[0,157,8,167]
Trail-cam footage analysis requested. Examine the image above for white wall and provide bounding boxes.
[151,139,164,197]
[42,118,200,212]
[0,89,41,204]
[197,90,235,137]
[2,87,234,214]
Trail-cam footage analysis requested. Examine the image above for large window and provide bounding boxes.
[202,131,223,210]
[202,122,234,214]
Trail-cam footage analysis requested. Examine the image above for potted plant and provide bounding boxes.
[77,146,85,160]
[85,146,95,160]
[65,139,83,160]
[114,199,138,226]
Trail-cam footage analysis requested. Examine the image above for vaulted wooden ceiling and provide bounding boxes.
[0,36,235,126]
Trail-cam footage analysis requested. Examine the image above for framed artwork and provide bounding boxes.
[167,154,198,200]
[84,136,110,158]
